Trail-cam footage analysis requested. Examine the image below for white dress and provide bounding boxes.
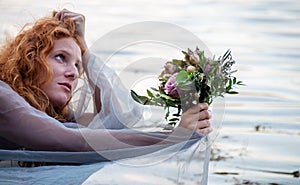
[0,53,210,184]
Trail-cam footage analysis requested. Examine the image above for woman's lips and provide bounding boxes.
[58,82,72,92]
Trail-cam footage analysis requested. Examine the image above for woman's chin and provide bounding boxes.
[51,96,70,109]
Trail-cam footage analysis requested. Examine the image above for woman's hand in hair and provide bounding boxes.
[54,9,87,49]
[54,9,89,73]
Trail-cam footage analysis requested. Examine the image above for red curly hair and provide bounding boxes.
[0,11,86,122]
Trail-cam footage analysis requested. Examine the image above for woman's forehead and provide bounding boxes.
[52,38,81,58]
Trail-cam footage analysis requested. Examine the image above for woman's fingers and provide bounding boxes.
[55,9,76,19]
[185,119,212,135]
[193,120,212,134]
[197,127,213,135]
[60,12,85,22]
[197,119,210,129]
[198,109,211,121]
[178,103,212,135]
[53,9,86,46]
[185,103,209,114]
[53,10,62,20]
[54,9,85,26]
[190,119,210,130]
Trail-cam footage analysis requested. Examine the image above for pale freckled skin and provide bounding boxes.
[41,38,82,109]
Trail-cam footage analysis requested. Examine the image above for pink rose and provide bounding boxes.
[164,73,179,98]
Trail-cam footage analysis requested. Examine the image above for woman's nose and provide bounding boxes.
[65,64,79,80]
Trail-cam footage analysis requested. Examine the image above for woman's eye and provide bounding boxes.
[75,63,80,71]
[55,54,65,62]
[75,63,83,74]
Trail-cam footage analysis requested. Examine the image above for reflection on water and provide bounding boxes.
[1,0,299,184]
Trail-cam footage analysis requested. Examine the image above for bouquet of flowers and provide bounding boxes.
[131,47,244,126]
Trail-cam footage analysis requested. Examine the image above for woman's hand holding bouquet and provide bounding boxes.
[131,47,244,128]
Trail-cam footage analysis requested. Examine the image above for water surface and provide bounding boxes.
[0,0,299,184]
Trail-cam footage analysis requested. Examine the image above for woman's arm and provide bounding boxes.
[0,81,185,152]
[0,81,208,152]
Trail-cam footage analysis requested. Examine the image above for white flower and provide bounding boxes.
[186,65,196,73]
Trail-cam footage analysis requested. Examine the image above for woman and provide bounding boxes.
[0,9,211,152]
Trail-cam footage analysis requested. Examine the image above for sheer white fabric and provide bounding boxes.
[0,53,210,184]
[72,53,145,129]
[0,79,200,151]
[0,53,206,150]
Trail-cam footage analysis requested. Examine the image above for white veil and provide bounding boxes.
[66,51,211,184]
[0,21,220,184]
[0,52,211,184]
[72,53,145,130]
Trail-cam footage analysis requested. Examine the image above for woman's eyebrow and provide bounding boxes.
[54,49,71,55]
[55,49,82,62]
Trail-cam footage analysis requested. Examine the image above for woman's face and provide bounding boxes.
[41,37,82,109]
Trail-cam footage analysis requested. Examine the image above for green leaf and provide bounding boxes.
[150,87,159,91]
[130,90,150,105]
[165,108,170,120]
[177,80,194,91]
[159,93,177,101]
[233,77,236,84]
[176,70,190,83]
[168,122,177,126]
[198,51,206,69]
[227,91,239,94]
[223,49,231,61]
[237,81,246,85]
[169,118,180,122]
[147,90,154,98]
[229,78,232,87]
